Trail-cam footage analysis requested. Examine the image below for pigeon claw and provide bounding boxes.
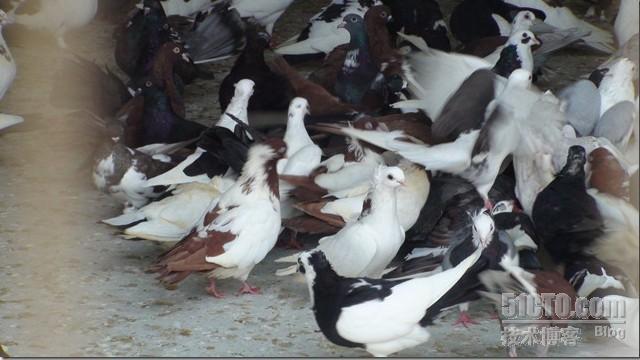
[206,279,225,298]
[237,282,261,296]
[454,311,479,328]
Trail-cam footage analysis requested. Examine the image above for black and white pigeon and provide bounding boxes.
[504,0,615,53]
[6,0,98,48]
[146,79,255,187]
[0,9,22,131]
[276,165,406,278]
[449,0,547,45]
[296,242,486,357]
[275,0,378,58]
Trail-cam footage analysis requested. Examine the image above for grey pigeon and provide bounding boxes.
[593,101,637,150]
[558,79,601,136]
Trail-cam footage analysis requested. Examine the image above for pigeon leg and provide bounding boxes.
[205,278,225,298]
[453,311,479,328]
[237,282,261,296]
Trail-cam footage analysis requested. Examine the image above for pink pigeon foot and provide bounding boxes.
[454,311,479,328]
[206,279,225,298]
[237,282,261,296]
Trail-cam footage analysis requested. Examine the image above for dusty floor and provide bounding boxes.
[0,0,637,357]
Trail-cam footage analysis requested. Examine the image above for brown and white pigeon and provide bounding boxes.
[152,138,287,297]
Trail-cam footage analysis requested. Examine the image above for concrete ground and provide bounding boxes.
[0,0,637,357]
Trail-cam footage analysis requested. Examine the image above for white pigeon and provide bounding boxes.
[146,79,255,187]
[297,243,485,357]
[102,176,235,242]
[504,0,615,54]
[303,159,430,232]
[153,139,288,297]
[598,57,636,117]
[276,165,406,278]
[8,0,98,48]
[614,0,639,47]
[230,0,295,35]
[278,97,323,219]
[275,0,376,56]
[0,10,21,131]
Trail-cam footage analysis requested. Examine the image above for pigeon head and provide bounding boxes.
[298,250,334,278]
[511,11,536,31]
[233,79,256,100]
[365,5,392,26]
[560,145,587,177]
[470,209,495,249]
[338,14,365,33]
[510,30,541,48]
[287,97,311,121]
[374,165,406,188]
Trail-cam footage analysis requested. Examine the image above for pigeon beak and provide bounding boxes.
[181,53,192,63]
[532,36,541,46]
[337,22,346,29]
[398,180,407,187]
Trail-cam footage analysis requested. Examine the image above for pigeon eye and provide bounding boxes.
[351,17,357,23]
[380,12,387,18]
[163,24,169,30]
[387,174,394,180]
[173,47,180,54]
[145,81,152,87]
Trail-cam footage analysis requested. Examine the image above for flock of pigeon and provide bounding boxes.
[0,0,638,357]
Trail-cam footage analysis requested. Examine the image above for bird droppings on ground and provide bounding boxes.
[0,0,638,357]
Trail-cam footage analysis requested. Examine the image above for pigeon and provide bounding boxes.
[504,0,615,54]
[126,78,206,148]
[278,97,323,220]
[276,165,406,279]
[334,14,379,104]
[103,176,236,242]
[169,1,246,64]
[146,79,255,187]
[614,0,639,47]
[296,241,486,357]
[449,0,546,45]
[588,147,631,201]
[593,101,637,151]
[532,146,605,266]
[219,24,293,111]
[0,10,22,131]
[597,58,636,117]
[92,137,179,209]
[491,30,541,78]
[275,0,377,59]
[558,79,601,136]
[290,159,429,235]
[381,0,450,52]
[229,0,295,36]
[152,138,287,297]
[308,5,404,101]
[6,0,98,48]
